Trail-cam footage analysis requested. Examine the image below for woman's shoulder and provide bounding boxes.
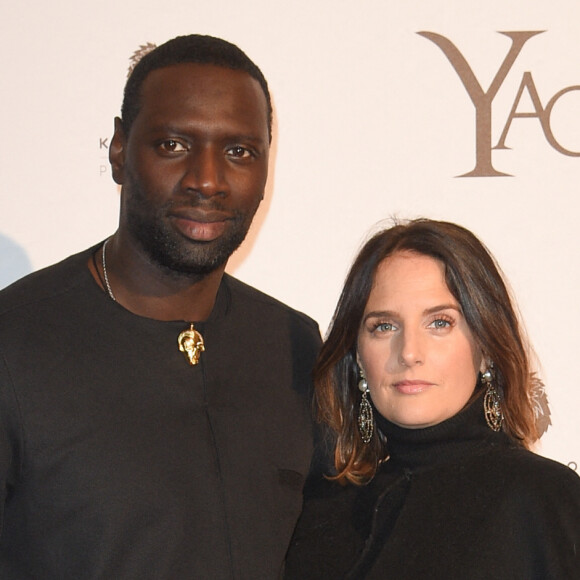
[493,444,579,483]
[484,443,580,509]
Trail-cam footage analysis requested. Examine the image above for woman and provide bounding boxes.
[285,219,580,579]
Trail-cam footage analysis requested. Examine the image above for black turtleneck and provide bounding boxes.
[285,395,580,579]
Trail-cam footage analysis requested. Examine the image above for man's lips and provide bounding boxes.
[393,380,435,395]
[169,210,234,242]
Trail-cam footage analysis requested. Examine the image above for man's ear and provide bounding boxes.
[109,117,127,185]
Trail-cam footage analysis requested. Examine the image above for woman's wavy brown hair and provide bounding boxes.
[316,219,539,485]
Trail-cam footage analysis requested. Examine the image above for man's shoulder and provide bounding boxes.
[0,245,97,318]
[223,274,320,334]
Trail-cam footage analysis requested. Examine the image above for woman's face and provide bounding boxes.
[357,251,484,429]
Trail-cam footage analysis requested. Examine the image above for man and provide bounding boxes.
[0,35,320,579]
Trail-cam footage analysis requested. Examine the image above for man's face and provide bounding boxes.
[110,63,270,276]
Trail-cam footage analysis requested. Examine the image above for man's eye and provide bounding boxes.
[227,146,252,159]
[160,140,186,152]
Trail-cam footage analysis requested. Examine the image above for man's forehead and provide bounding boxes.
[139,64,266,113]
[142,62,260,93]
[130,63,269,138]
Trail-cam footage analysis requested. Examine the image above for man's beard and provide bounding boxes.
[124,181,260,278]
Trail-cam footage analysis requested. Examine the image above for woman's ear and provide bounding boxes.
[479,355,489,375]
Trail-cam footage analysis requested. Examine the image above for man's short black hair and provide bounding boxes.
[121,34,272,140]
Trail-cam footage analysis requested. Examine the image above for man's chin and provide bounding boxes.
[149,241,241,277]
[131,221,249,277]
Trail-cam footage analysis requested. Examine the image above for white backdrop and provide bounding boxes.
[1,0,578,469]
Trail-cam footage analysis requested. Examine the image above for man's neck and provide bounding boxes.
[88,233,225,322]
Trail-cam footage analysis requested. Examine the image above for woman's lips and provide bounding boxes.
[393,380,435,395]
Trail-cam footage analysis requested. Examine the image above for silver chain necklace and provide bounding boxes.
[101,238,116,302]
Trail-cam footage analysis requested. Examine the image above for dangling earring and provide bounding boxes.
[357,370,374,444]
[482,363,503,432]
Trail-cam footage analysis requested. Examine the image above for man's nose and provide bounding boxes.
[181,147,227,198]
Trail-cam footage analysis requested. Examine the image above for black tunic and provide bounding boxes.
[0,245,321,579]
[285,395,580,579]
